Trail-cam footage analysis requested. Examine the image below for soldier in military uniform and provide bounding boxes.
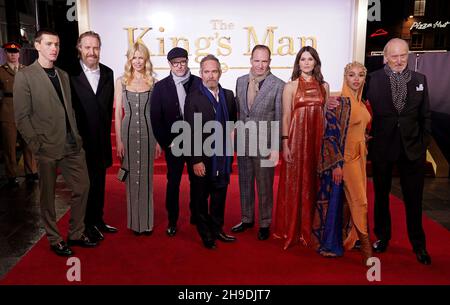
[0,42,38,187]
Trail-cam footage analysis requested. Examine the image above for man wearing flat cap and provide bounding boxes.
[151,47,202,237]
[0,42,38,188]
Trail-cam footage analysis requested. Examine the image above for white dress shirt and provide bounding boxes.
[80,60,100,94]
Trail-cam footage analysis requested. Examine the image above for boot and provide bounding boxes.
[358,233,373,266]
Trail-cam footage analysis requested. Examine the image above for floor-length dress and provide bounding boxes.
[121,87,156,233]
[274,77,325,249]
[342,96,371,249]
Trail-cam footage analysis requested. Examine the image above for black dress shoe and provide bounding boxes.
[353,240,361,250]
[257,227,270,240]
[217,231,236,242]
[97,223,118,233]
[372,239,389,253]
[231,222,254,233]
[67,234,98,247]
[50,241,73,256]
[85,225,104,241]
[6,178,20,188]
[166,226,177,237]
[415,248,431,265]
[203,239,217,249]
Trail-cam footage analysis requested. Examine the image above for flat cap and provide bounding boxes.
[167,47,188,61]
[2,42,21,53]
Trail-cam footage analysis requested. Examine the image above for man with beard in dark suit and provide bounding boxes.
[70,31,117,243]
[184,54,237,249]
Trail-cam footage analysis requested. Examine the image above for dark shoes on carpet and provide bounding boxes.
[85,225,104,242]
[372,239,389,253]
[415,248,431,265]
[97,223,118,233]
[50,241,73,256]
[202,239,217,249]
[231,222,254,233]
[217,231,236,242]
[167,226,177,237]
[67,233,98,248]
[257,227,270,240]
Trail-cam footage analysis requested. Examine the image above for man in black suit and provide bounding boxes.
[366,38,431,265]
[184,54,237,249]
[70,31,117,242]
[150,47,202,237]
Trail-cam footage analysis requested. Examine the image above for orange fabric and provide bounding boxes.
[274,78,325,249]
[341,78,372,250]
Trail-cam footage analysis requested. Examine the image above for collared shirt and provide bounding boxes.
[80,60,100,94]
[206,86,219,102]
[7,63,19,73]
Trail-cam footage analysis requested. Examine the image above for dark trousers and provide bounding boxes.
[165,148,195,226]
[372,153,427,251]
[84,161,107,227]
[191,172,228,242]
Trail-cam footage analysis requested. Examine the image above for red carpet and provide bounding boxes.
[2,174,450,285]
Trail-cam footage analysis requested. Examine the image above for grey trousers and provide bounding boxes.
[38,141,90,245]
[237,156,275,228]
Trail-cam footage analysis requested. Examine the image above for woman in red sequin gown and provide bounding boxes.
[274,46,329,249]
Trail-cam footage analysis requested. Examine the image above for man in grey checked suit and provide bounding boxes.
[231,45,285,240]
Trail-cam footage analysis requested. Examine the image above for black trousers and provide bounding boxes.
[190,171,228,243]
[165,148,195,226]
[84,162,107,227]
[372,153,427,251]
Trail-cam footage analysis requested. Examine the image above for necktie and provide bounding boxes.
[247,78,257,110]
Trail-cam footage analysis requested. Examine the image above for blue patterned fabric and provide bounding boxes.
[313,97,351,256]
[199,84,232,182]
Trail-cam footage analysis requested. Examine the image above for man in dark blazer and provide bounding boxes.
[150,47,202,237]
[366,38,431,265]
[184,54,237,249]
[70,31,117,242]
[14,29,97,256]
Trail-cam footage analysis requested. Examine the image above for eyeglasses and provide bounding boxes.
[171,60,187,67]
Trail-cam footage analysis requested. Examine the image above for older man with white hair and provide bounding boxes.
[366,38,431,265]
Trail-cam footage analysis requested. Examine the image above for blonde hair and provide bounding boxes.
[122,42,154,87]
[344,61,367,77]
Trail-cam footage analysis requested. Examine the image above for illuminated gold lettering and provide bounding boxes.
[243,26,277,55]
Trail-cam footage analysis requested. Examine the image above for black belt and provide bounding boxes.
[3,92,13,97]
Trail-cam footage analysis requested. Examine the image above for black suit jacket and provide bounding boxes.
[366,67,431,162]
[150,73,202,149]
[184,86,237,166]
[70,62,114,168]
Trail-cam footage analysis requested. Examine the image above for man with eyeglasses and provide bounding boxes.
[151,47,202,237]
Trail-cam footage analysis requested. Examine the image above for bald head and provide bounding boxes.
[383,38,409,72]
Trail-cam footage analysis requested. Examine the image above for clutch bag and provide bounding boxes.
[117,167,129,182]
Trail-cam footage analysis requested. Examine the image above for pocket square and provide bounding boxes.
[416,84,424,91]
